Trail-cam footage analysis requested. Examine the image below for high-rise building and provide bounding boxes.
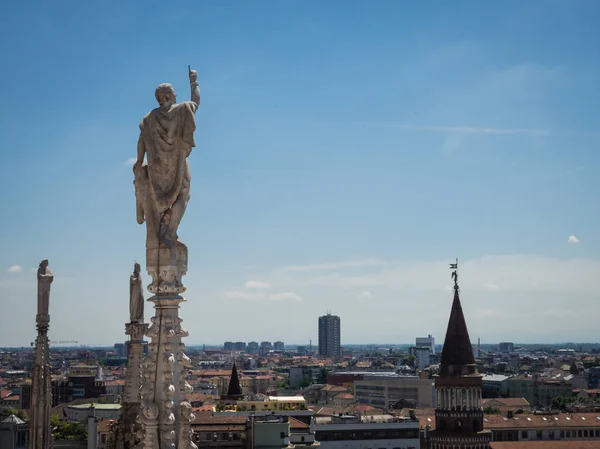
[224,341,234,351]
[414,346,431,371]
[273,341,285,351]
[234,341,247,351]
[416,334,435,354]
[114,343,127,358]
[260,341,272,355]
[318,313,341,358]
[498,342,514,353]
[247,341,259,354]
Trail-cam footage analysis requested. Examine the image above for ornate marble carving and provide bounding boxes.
[30,260,53,449]
[139,298,197,449]
[135,68,200,449]
[130,263,145,323]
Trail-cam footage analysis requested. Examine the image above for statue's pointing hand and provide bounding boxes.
[189,69,198,84]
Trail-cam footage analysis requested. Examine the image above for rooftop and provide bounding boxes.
[67,403,122,410]
[491,442,600,449]
[419,413,600,430]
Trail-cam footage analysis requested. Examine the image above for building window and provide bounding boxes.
[522,431,528,440]
[536,431,542,440]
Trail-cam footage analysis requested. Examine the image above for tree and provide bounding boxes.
[51,415,87,441]
[299,378,312,388]
[316,368,328,384]
[483,406,501,414]
[6,407,27,421]
[402,355,416,367]
[551,396,576,411]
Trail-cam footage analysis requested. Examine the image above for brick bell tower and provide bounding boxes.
[428,260,492,449]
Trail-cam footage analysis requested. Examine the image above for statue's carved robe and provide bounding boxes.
[37,268,53,316]
[129,273,144,323]
[139,101,197,215]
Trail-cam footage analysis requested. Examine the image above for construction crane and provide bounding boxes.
[30,340,78,346]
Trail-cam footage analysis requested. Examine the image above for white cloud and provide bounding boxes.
[124,157,137,166]
[222,290,301,302]
[244,280,270,289]
[7,265,22,273]
[279,255,600,294]
[269,292,302,302]
[568,235,580,244]
[357,291,373,301]
[555,166,585,180]
[388,124,551,136]
[283,258,390,272]
[483,283,500,292]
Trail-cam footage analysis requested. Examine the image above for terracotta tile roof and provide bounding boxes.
[3,395,19,401]
[192,413,247,425]
[193,425,246,432]
[192,404,216,412]
[288,416,309,429]
[491,442,600,449]
[97,418,116,433]
[483,397,530,407]
[190,370,231,377]
[104,380,126,386]
[334,393,355,400]
[185,392,210,403]
[0,390,12,399]
[419,412,600,431]
[484,413,600,429]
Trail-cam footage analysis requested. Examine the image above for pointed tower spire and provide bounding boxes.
[430,259,491,449]
[226,361,242,397]
[439,259,477,376]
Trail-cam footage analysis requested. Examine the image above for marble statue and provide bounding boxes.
[134,68,200,248]
[129,262,144,323]
[37,260,53,316]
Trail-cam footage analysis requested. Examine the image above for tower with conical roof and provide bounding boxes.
[221,362,243,400]
[428,260,491,449]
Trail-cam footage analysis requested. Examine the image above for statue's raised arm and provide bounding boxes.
[189,66,200,109]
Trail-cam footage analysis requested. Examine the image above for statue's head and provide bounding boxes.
[40,259,49,269]
[155,83,176,109]
[134,262,141,274]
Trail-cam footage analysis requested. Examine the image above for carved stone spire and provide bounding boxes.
[29,260,53,449]
[108,267,148,449]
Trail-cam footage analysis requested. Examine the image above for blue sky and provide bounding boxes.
[1,1,599,347]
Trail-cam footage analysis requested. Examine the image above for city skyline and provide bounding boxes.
[1,1,600,347]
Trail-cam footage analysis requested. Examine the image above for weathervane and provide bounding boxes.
[449,258,459,290]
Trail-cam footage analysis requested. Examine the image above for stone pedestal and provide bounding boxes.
[139,292,196,449]
[146,242,188,295]
[111,322,147,449]
[29,316,52,449]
